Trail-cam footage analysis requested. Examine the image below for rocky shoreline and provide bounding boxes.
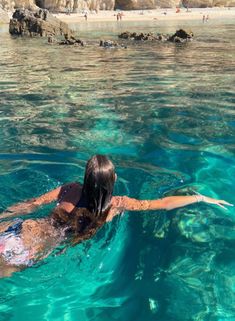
[7,8,194,48]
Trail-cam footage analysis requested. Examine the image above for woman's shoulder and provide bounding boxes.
[58,182,82,201]
[61,182,82,190]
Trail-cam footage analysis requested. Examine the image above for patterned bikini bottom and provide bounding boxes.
[0,219,32,266]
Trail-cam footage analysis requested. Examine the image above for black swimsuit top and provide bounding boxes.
[75,194,88,209]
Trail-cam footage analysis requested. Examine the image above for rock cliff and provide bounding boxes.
[1,0,235,24]
[156,0,180,8]
[114,0,181,10]
[35,0,115,13]
[115,0,155,10]
[1,0,37,11]
[0,7,10,22]
[182,0,235,6]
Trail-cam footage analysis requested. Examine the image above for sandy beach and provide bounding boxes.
[54,7,235,24]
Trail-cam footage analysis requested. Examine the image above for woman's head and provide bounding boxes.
[52,155,115,245]
[82,155,116,217]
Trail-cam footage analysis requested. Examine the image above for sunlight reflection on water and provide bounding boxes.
[0,20,235,321]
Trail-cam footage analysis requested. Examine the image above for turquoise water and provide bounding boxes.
[0,18,235,321]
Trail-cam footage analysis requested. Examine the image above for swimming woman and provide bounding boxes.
[0,155,232,277]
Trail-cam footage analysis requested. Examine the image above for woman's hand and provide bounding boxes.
[201,195,233,210]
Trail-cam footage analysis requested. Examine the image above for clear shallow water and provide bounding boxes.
[0,19,235,321]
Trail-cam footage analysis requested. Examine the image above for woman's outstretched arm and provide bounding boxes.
[114,194,233,213]
[0,186,62,220]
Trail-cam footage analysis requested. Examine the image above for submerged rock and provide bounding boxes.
[118,31,131,39]
[47,34,85,46]
[155,33,168,41]
[99,39,127,48]
[118,29,193,43]
[118,31,157,41]
[59,34,84,46]
[9,8,73,37]
[134,32,156,41]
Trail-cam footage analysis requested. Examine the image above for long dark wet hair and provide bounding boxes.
[52,155,116,244]
[82,154,116,217]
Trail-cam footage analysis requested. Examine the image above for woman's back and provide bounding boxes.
[0,180,114,270]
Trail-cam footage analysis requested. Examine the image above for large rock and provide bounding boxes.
[155,0,180,7]
[182,0,213,6]
[168,29,193,42]
[115,0,156,9]
[36,0,115,12]
[9,8,73,36]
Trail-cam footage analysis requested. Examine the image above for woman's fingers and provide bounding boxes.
[206,198,234,209]
[219,200,233,206]
[215,200,234,210]
[217,203,227,210]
